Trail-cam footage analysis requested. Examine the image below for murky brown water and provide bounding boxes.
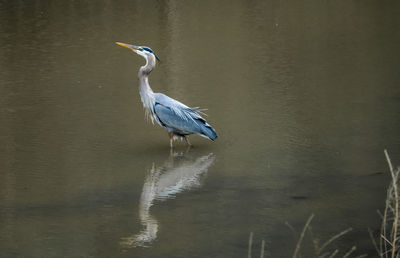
[1,1,400,257]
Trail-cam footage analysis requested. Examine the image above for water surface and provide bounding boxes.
[1,1,400,257]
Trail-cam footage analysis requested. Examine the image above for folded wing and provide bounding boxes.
[154,93,217,140]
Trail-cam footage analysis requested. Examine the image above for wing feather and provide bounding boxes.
[154,94,204,133]
[153,93,217,140]
[155,93,204,121]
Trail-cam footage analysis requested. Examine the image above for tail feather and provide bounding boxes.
[200,123,218,141]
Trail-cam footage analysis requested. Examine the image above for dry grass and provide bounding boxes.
[287,214,363,258]
[247,150,399,257]
[289,150,400,258]
[370,150,400,258]
[247,214,362,258]
[248,232,266,258]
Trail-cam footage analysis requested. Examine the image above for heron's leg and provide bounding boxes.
[168,132,174,148]
[184,136,192,147]
[169,148,175,165]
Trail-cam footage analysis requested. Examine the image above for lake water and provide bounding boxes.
[1,1,400,257]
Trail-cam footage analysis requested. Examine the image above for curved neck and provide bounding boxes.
[138,56,156,122]
[138,55,156,99]
[138,74,154,101]
[139,55,156,76]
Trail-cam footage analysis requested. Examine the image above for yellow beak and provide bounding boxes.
[115,42,139,51]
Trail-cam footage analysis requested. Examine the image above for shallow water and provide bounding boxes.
[1,1,400,257]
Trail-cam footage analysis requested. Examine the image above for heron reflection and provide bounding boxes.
[120,151,216,247]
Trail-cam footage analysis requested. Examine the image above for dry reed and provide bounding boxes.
[290,213,357,258]
[247,232,266,258]
[370,150,400,258]
[247,150,399,257]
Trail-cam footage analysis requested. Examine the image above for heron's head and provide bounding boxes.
[116,42,160,62]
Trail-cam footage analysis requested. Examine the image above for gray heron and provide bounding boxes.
[116,42,218,148]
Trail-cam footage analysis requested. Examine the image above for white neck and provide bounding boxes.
[138,55,156,122]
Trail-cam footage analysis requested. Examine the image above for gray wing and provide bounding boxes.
[153,93,217,140]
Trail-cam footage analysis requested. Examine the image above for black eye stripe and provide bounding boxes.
[142,47,154,54]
